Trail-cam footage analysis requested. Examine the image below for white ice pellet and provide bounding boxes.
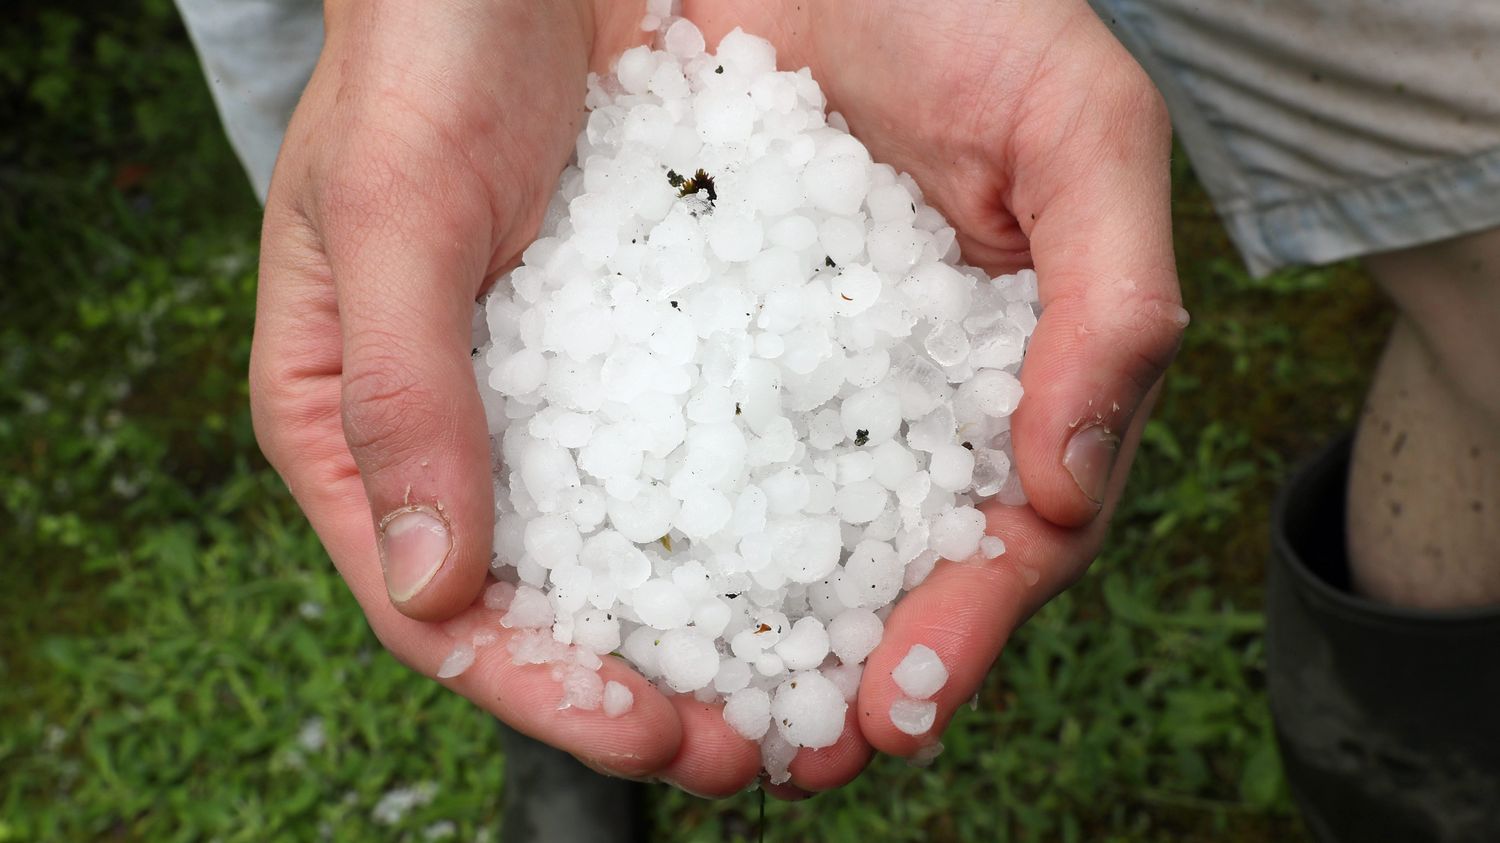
[501,586,556,629]
[891,644,948,700]
[771,671,847,749]
[773,616,831,671]
[928,443,976,491]
[657,628,720,692]
[979,535,1006,559]
[724,687,772,740]
[436,642,476,679]
[602,680,635,718]
[714,658,754,694]
[928,506,986,562]
[632,578,693,630]
[828,609,883,665]
[483,581,517,613]
[823,660,864,702]
[890,698,938,736]
[573,608,622,655]
[472,23,1039,773]
[558,663,605,710]
[663,18,705,58]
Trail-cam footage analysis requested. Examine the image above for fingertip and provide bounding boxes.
[762,780,815,801]
[660,695,764,798]
[586,661,685,777]
[447,642,683,779]
[787,707,873,792]
[382,503,492,622]
[855,559,1026,756]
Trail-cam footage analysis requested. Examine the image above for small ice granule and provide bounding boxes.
[663,18,705,57]
[573,608,622,655]
[771,671,847,749]
[632,578,692,629]
[483,581,517,612]
[523,514,582,570]
[979,535,1006,559]
[773,616,831,671]
[902,549,940,590]
[603,681,635,718]
[714,657,754,694]
[501,585,555,629]
[929,506,986,561]
[830,265,881,317]
[957,368,1023,419]
[928,443,976,492]
[842,540,902,608]
[760,728,799,785]
[892,644,948,700]
[297,717,326,753]
[559,663,605,710]
[802,153,871,216]
[436,642,476,679]
[840,387,902,447]
[834,480,889,525]
[970,448,1011,498]
[823,660,864,702]
[657,628,719,692]
[899,262,972,323]
[723,687,772,740]
[890,698,938,736]
[615,46,657,94]
[909,740,945,767]
[828,609,883,664]
[706,211,764,262]
[508,628,569,665]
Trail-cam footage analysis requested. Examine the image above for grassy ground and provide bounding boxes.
[0,4,1390,841]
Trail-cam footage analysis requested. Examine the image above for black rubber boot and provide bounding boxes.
[498,724,649,843]
[1266,436,1500,843]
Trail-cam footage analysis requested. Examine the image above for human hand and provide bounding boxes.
[688,0,1186,796]
[249,0,769,796]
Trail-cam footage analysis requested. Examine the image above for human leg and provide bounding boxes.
[1348,229,1500,609]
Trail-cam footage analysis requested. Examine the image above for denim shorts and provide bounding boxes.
[179,0,1500,274]
[1090,0,1500,276]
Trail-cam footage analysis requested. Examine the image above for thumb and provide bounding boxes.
[1009,76,1187,529]
[323,186,497,622]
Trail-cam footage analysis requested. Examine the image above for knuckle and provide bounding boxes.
[249,351,312,465]
[340,344,437,465]
[1119,293,1188,388]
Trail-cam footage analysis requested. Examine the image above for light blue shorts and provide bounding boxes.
[1090,0,1500,276]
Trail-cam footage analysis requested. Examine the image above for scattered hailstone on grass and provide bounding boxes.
[460,14,1039,778]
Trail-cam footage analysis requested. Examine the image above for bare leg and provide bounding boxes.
[1348,229,1500,609]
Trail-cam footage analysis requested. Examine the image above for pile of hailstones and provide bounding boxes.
[443,20,1039,782]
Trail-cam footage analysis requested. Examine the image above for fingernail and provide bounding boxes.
[1063,424,1119,505]
[379,505,451,603]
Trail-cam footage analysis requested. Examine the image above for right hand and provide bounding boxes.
[690,0,1185,796]
[250,0,765,796]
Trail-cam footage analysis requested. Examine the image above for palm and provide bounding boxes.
[684,0,1182,789]
[255,0,772,796]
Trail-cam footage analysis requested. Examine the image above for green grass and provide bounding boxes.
[1,4,1389,841]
